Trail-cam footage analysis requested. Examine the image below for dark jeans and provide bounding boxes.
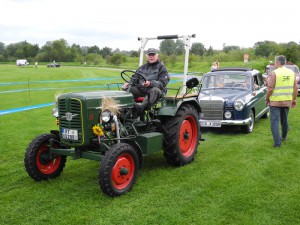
[130,86,162,110]
[270,106,290,146]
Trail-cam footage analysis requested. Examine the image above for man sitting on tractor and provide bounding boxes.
[122,48,170,118]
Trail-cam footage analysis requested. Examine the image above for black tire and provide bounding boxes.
[262,110,270,118]
[241,110,254,134]
[99,143,139,197]
[162,104,200,166]
[24,134,66,181]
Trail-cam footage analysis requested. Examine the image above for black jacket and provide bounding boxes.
[133,60,170,93]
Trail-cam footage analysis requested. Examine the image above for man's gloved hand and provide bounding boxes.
[143,81,151,87]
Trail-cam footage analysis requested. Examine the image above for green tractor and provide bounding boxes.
[24,35,204,197]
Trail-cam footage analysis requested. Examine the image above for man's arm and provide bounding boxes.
[265,72,276,105]
[150,65,170,90]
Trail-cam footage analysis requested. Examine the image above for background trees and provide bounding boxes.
[0,38,299,65]
[190,42,206,56]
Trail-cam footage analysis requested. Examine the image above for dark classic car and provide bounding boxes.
[198,68,269,133]
[47,63,61,68]
[263,62,300,93]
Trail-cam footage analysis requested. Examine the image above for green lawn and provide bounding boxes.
[0,64,300,225]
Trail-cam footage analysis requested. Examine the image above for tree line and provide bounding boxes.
[0,39,299,66]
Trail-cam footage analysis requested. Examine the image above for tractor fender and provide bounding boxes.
[158,98,201,117]
[122,140,144,168]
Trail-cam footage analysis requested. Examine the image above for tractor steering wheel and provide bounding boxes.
[121,70,147,84]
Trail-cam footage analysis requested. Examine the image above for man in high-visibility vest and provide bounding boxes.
[266,55,298,147]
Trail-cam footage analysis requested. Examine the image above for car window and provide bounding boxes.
[257,74,264,86]
[266,65,299,74]
[285,65,299,73]
[202,74,251,90]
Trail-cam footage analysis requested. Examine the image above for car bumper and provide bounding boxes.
[200,117,251,127]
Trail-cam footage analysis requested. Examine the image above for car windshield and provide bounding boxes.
[267,65,299,73]
[201,74,251,90]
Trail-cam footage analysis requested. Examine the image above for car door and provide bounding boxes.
[253,73,267,118]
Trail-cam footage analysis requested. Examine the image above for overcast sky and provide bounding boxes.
[1,0,299,50]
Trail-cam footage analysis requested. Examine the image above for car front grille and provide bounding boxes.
[200,100,224,120]
[58,98,83,145]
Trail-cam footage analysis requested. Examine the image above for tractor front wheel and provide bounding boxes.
[99,143,139,197]
[24,134,66,181]
[162,104,200,166]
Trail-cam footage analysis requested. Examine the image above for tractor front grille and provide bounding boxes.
[200,100,224,120]
[58,98,83,145]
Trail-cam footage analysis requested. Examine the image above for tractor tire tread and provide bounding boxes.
[99,143,139,197]
[24,133,66,181]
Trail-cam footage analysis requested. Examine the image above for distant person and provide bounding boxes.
[211,62,219,70]
[35,62,38,69]
[211,60,220,70]
[84,62,87,67]
[265,55,297,148]
[122,48,169,118]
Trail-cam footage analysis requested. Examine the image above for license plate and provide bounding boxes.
[62,128,78,140]
[200,121,222,127]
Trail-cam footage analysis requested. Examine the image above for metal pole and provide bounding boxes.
[182,35,191,94]
[138,37,149,67]
[113,115,121,143]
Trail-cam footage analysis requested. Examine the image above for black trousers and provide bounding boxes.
[130,86,162,109]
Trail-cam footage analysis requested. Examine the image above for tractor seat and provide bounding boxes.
[134,97,144,102]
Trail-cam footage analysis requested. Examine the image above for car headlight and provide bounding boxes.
[101,110,113,123]
[224,111,232,119]
[52,107,58,117]
[234,100,245,111]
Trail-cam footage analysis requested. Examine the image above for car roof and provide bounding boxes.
[208,67,260,76]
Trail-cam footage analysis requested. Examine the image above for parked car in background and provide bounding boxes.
[47,63,60,68]
[199,68,269,133]
[16,59,29,66]
[263,62,300,93]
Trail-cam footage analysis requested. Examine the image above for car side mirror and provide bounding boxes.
[186,77,199,89]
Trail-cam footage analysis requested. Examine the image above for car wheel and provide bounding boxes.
[262,110,270,118]
[241,110,254,134]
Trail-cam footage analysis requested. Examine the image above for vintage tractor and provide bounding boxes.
[24,35,204,197]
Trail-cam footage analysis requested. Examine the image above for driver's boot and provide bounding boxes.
[132,103,143,119]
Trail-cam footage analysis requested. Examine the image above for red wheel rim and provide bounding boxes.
[111,153,135,190]
[36,143,62,175]
[179,115,198,157]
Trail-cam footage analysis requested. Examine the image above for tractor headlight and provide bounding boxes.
[101,110,113,123]
[52,107,58,118]
[224,111,232,119]
[234,100,245,111]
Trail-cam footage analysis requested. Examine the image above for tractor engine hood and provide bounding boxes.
[59,91,134,108]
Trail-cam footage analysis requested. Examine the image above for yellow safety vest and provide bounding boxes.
[270,66,295,101]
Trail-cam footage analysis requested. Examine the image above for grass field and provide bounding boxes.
[1,64,300,225]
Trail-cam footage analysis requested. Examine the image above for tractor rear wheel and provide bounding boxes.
[99,143,139,197]
[24,134,66,181]
[162,104,200,166]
